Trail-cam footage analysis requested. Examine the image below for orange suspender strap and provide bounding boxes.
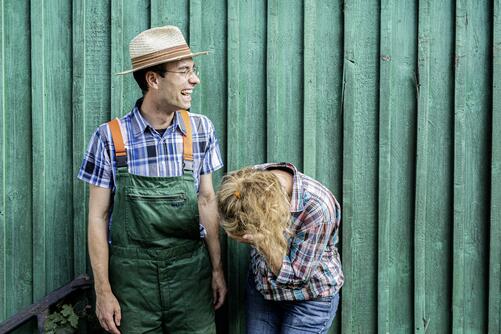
[178,110,193,164]
[107,112,192,169]
[107,118,128,167]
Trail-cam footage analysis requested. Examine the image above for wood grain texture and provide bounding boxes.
[226,0,267,332]
[303,0,317,179]
[453,0,491,332]
[312,0,344,198]
[266,0,303,167]
[378,0,417,332]
[0,0,4,320]
[342,1,380,332]
[414,1,455,333]
[188,0,227,186]
[0,2,498,332]
[490,2,501,331]
[151,0,189,34]
[31,0,74,302]
[111,0,149,119]
[72,0,111,277]
[1,0,33,321]
[308,2,344,332]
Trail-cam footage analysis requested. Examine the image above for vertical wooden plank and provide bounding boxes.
[313,0,344,196]
[0,0,4,321]
[303,0,317,178]
[73,0,111,276]
[187,0,227,185]
[304,2,344,333]
[150,0,189,34]
[342,0,380,332]
[188,1,228,331]
[267,0,303,168]
[226,3,245,332]
[453,0,491,332]
[414,0,455,333]
[31,0,73,299]
[490,2,501,331]
[1,0,33,322]
[111,0,149,119]
[227,1,267,332]
[378,0,417,332]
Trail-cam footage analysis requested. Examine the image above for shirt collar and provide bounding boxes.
[130,98,187,138]
[259,162,304,213]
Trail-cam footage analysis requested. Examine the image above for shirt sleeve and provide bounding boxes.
[275,200,339,287]
[77,127,114,189]
[200,118,223,175]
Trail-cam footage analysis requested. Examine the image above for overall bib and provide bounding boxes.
[107,111,215,334]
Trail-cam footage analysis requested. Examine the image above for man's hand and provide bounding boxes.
[198,174,227,310]
[212,268,227,309]
[96,291,121,334]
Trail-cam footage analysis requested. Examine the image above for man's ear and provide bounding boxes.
[145,71,159,90]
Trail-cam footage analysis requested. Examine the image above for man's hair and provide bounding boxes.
[217,168,291,259]
[133,63,167,94]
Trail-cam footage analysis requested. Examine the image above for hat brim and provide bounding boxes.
[115,50,209,75]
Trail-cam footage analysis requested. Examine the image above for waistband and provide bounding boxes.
[110,239,203,260]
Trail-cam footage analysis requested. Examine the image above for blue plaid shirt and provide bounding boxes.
[78,99,223,191]
[78,99,223,237]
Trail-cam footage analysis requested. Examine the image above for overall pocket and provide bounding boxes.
[125,191,199,243]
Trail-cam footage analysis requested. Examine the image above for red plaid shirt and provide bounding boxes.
[250,162,344,301]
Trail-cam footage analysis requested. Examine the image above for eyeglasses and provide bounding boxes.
[165,65,200,79]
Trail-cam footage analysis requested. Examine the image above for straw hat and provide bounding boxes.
[116,25,208,75]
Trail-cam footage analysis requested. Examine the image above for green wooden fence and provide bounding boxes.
[1,0,499,333]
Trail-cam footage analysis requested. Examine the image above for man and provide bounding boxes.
[78,26,226,334]
[217,163,343,334]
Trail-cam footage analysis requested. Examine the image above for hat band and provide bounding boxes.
[131,44,192,69]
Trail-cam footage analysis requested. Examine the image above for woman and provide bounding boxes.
[217,162,344,334]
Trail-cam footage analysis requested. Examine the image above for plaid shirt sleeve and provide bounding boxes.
[275,196,340,287]
[77,127,114,189]
[199,117,223,175]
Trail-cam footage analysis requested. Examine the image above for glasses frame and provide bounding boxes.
[164,65,200,79]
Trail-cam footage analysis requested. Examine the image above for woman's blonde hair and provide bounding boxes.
[217,168,291,259]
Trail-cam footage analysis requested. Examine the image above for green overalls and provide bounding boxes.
[106,111,215,334]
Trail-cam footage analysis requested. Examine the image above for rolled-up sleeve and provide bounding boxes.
[77,128,113,189]
[200,119,223,175]
[275,200,339,287]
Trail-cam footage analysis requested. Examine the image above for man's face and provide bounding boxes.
[155,58,200,113]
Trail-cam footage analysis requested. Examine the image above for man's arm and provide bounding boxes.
[198,173,227,309]
[88,185,121,334]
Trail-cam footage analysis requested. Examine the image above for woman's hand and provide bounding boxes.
[226,232,255,245]
[226,231,283,275]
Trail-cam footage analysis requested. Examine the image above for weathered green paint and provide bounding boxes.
[453,0,490,333]
[490,2,501,332]
[311,1,343,197]
[303,0,317,179]
[267,0,303,167]
[1,0,33,323]
[227,1,267,332]
[31,0,74,303]
[0,1,500,333]
[72,0,111,280]
[151,0,189,34]
[378,0,416,333]
[415,0,455,333]
[342,1,380,333]
[111,0,149,119]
